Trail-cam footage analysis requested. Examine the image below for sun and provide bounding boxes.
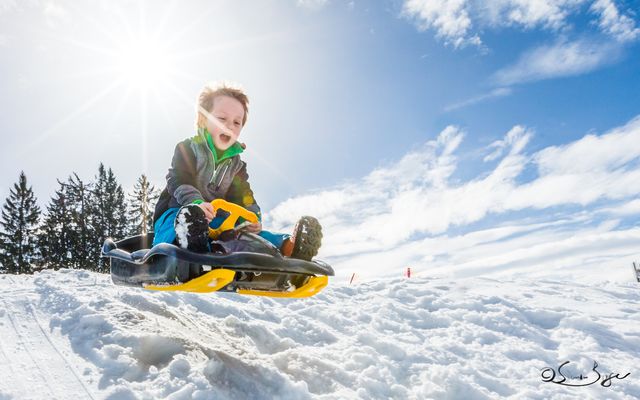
[113,34,175,91]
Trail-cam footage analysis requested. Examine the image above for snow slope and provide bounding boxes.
[1,269,639,399]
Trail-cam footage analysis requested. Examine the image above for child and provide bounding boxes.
[152,82,321,261]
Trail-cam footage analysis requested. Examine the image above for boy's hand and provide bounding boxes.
[244,222,262,233]
[198,202,215,222]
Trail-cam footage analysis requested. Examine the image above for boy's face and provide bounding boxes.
[203,95,245,152]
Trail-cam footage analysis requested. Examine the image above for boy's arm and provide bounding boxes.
[166,140,205,205]
[227,161,262,222]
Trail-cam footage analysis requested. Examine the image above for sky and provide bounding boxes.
[1,0,640,279]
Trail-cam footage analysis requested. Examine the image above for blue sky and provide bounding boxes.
[1,0,640,279]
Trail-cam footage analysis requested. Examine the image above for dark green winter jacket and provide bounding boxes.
[153,127,261,223]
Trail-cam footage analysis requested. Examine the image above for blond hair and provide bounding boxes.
[197,82,249,128]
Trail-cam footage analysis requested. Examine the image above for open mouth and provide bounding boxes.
[219,133,232,144]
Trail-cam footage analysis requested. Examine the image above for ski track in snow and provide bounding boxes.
[0,298,95,399]
[1,270,640,399]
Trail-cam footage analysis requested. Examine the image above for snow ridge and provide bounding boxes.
[0,270,639,399]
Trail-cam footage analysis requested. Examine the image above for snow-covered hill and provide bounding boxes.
[0,270,639,399]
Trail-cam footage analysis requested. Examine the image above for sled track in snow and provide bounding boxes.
[0,299,95,400]
[0,303,29,397]
[1,299,58,399]
[27,300,96,400]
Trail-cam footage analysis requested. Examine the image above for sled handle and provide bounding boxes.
[208,199,259,239]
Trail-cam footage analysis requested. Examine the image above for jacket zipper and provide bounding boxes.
[202,131,231,190]
[214,162,230,191]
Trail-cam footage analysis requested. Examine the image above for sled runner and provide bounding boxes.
[101,200,333,298]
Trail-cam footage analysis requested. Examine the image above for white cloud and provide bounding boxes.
[296,0,329,11]
[402,0,640,48]
[0,0,71,27]
[590,0,640,42]
[535,116,640,174]
[402,0,479,48]
[492,39,620,85]
[43,1,70,28]
[267,115,640,280]
[503,116,640,208]
[484,125,532,162]
[598,199,640,217]
[0,0,17,14]
[402,0,585,48]
[479,0,581,30]
[403,1,639,84]
[433,224,640,281]
[444,87,512,112]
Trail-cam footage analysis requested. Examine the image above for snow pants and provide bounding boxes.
[152,207,289,249]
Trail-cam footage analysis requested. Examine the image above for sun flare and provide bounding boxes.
[113,35,175,90]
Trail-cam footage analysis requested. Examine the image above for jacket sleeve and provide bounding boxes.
[166,140,205,205]
[226,161,262,222]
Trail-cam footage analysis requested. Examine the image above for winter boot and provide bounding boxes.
[174,204,209,252]
[281,216,322,261]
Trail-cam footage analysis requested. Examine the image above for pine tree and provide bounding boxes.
[0,172,41,274]
[0,234,6,274]
[39,182,73,270]
[91,164,127,272]
[62,173,94,270]
[128,174,159,236]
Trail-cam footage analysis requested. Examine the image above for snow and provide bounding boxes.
[1,269,639,399]
[174,207,193,250]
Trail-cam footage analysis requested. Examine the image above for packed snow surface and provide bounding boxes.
[0,270,639,399]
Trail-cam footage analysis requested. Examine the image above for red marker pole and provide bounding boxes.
[406,267,411,278]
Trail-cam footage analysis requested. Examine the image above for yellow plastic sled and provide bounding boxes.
[102,200,332,298]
